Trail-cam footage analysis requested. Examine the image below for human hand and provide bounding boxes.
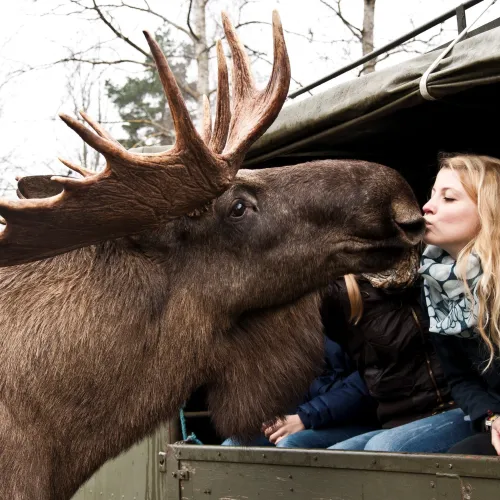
[491,418,500,455]
[263,415,305,444]
[262,418,284,438]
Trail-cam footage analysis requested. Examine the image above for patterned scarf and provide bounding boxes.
[418,245,482,338]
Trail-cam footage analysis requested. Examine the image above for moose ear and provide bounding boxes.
[17,175,66,199]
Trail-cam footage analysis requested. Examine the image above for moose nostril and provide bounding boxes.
[395,217,425,244]
[391,193,425,245]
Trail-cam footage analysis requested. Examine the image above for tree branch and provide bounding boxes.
[91,0,152,60]
[356,25,446,76]
[412,24,445,47]
[235,21,318,42]
[55,57,155,67]
[241,43,307,91]
[205,19,328,54]
[178,81,200,100]
[119,0,194,39]
[55,55,199,99]
[126,118,171,135]
[187,0,200,41]
[319,0,362,41]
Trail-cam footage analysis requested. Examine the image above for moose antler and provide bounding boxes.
[0,11,290,267]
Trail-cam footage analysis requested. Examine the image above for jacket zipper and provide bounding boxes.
[410,307,443,405]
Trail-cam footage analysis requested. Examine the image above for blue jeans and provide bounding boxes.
[222,425,378,449]
[328,409,473,453]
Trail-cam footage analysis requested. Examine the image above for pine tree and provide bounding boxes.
[106,29,195,149]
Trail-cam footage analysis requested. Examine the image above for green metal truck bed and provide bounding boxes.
[165,444,500,500]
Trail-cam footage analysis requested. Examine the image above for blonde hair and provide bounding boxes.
[345,274,363,324]
[440,154,500,368]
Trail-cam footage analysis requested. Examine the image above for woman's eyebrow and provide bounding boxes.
[441,187,460,194]
[433,186,460,194]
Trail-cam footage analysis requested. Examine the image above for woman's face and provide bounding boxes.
[422,168,480,259]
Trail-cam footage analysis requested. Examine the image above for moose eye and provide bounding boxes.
[229,200,247,219]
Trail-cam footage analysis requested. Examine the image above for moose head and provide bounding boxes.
[0,11,424,500]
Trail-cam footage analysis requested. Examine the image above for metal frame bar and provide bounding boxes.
[456,4,468,33]
[167,444,500,478]
[288,0,487,99]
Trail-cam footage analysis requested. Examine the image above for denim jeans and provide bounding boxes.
[222,424,378,449]
[328,409,473,453]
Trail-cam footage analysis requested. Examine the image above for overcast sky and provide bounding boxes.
[0,0,498,196]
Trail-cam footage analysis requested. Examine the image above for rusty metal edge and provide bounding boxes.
[167,444,500,480]
[166,446,182,499]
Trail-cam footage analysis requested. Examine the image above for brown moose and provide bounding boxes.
[0,11,424,500]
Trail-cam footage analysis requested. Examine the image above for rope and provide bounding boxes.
[179,403,203,445]
[419,0,498,100]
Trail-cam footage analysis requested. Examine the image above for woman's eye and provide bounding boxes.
[443,197,455,202]
[229,200,247,218]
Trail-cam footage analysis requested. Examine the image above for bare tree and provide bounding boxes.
[319,0,376,73]
[319,0,444,75]
[362,0,376,73]
[39,1,317,115]
[104,0,211,111]
[192,0,210,106]
[43,1,270,116]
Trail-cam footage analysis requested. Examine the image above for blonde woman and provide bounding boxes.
[420,154,500,455]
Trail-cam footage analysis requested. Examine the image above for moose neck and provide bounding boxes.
[0,239,222,498]
[0,238,325,499]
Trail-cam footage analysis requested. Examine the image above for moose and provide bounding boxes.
[0,11,424,500]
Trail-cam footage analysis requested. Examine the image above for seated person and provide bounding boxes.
[222,335,379,448]
[419,154,500,456]
[324,255,472,453]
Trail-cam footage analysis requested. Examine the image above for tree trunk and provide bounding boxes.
[362,0,376,74]
[193,0,209,121]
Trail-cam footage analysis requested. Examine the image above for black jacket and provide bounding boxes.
[430,333,500,431]
[321,278,454,428]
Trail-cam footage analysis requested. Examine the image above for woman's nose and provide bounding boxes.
[422,200,435,215]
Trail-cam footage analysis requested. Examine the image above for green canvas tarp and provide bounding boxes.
[245,23,500,170]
